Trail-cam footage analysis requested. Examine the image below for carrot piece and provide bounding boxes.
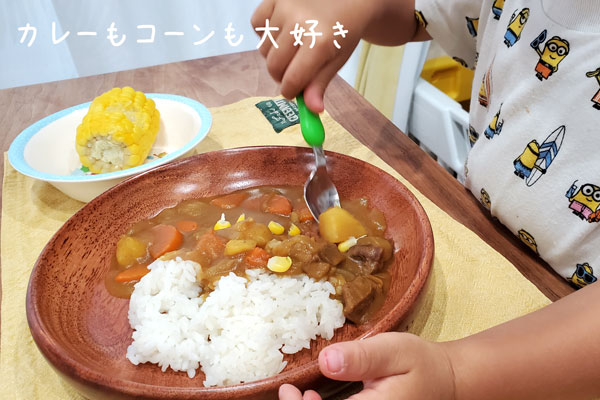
[242,194,267,211]
[244,247,270,267]
[149,224,183,259]
[210,192,249,209]
[265,194,293,216]
[114,263,150,283]
[195,231,226,258]
[176,220,198,233]
[295,203,315,222]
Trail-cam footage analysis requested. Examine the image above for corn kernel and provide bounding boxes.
[338,236,358,253]
[236,213,246,223]
[268,221,285,235]
[267,256,292,273]
[288,223,301,236]
[214,213,231,230]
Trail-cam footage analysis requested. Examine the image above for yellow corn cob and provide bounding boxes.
[76,87,160,173]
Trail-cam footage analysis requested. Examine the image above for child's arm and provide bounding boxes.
[445,281,600,400]
[280,282,600,400]
[251,0,430,112]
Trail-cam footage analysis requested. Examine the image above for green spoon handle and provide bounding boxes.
[296,93,325,147]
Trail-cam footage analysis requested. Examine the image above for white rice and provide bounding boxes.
[126,257,345,386]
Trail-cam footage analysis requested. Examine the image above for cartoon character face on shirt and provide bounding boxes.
[571,263,597,288]
[566,181,600,222]
[504,8,529,47]
[531,31,570,80]
[518,229,538,254]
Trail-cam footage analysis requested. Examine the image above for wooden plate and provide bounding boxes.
[26,146,434,400]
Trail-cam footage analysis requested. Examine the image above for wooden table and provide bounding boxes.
[0,50,573,302]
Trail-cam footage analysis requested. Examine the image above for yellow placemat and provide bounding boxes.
[0,97,551,399]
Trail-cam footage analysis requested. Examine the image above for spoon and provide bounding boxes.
[296,93,341,220]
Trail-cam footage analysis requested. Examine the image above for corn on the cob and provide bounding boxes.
[76,87,160,173]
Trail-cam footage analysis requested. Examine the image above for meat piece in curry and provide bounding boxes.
[106,186,394,324]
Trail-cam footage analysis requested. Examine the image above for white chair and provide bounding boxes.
[391,41,471,183]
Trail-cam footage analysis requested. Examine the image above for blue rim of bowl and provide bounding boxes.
[7,93,212,182]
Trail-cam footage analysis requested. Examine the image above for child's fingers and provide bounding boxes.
[266,24,299,83]
[278,384,303,400]
[278,384,322,400]
[318,332,418,381]
[302,390,322,400]
[303,55,350,113]
[251,0,276,57]
[280,45,333,99]
[302,84,325,113]
[251,0,274,34]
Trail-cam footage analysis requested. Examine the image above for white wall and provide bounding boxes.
[1,0,263,89]
[0,0,359,90]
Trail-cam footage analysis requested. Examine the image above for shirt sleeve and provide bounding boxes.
[414,0,488,69]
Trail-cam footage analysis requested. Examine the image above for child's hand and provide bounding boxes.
[251,0,370,113]
[278,332,456,400]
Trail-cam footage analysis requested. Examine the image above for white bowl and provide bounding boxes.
[8,94,211,202]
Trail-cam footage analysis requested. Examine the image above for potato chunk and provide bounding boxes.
[116,236,146,266]
[319,207,367,243]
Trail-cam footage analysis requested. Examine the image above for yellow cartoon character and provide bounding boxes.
[571,263,597,288]
[480,188,491,210]
[514,126,565,186]
[466,17,479,37]
[586,67,600,110]
[530,30,570,80]
[518,229,538,254]
[504,8,529,47]
[484,105,503,139]
[492,0,504,20]
[565,181,600,222]
[414,10,428,28]
[514,140,544,179]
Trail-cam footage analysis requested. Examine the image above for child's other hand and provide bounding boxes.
[279,332,456,400]
[251,0,369,113]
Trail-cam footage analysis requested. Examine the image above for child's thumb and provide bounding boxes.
[317,332,417,381]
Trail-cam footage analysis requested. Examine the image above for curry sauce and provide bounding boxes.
[106,186,394,324]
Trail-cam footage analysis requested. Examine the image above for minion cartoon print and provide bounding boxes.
[466,17,479,37]
[478,64,492,107]
[513,125,565,186]
[518,229,538,254]
[414,10,428,28]
[571,263,597,288]
[586,67,600,110]
[504,8,530,47]
[480,188,491,210]
[484,105,503,139]
[492,0,504,20]
[530,30,570,81]
[565,181,600,222]
[468,125,479,146]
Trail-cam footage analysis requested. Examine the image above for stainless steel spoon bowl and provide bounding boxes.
[296,93,341,220]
